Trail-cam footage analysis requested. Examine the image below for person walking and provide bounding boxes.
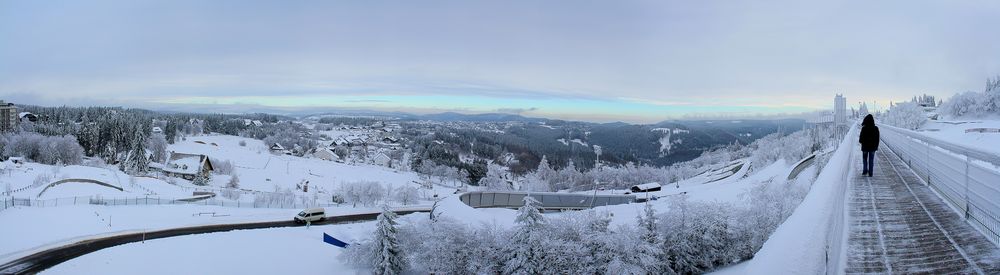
[859,114,880,177]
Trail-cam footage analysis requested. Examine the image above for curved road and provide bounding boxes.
[0,209,426,275]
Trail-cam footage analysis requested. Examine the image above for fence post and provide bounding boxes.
[965,155,970,220]
[925,144,931,185]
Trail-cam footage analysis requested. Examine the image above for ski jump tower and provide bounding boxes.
[834,94,847,139]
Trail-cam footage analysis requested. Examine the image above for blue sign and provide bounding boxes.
[323,233,350,248]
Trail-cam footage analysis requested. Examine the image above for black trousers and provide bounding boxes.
[862,150,875,174]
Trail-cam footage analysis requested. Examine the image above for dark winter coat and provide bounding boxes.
[859,114,880,152]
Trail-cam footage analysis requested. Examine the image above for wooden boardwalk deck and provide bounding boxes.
[846,148,1000,274]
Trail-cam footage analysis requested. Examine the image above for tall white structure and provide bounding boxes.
[834,94,847,126]
[833,94,848,141]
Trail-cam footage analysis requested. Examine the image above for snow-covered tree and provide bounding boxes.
[370,205,406,275]
[145,133,168,163]
[503,196,548,274]
[480,163,511,191]
[225,174,240,189]
[883,101,927,130]
[121,128,149,175]
[394,186,418,205]
[192,170,211,185]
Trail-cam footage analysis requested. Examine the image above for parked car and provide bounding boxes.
[294,208,326,223]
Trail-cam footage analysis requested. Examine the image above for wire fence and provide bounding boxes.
[880,125,1000,247]
[0,195,341,212]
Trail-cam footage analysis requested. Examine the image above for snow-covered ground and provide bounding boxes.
[0,202,431,265]
[571,159,801,228]
[0,162,189,199]
[42,224,367,275]
[918,119,1000,155]
[33,154,811,274]
[3,132,829,274]
[168,135,436,195]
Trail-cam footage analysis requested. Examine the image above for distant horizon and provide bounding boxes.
[9,98,838,125]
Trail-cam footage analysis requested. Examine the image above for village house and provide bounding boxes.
[373,152,392,167]
[269,143,286,152]
[162,152,214,180]
[313,147,338,161]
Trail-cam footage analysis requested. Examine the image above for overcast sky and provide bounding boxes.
[2,0,998,123]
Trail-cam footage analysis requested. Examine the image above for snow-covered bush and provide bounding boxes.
[253,188,295,206]
[399,217,477,273]
[339,240,373,269]
[339,181,386,207]
[746,130,818,170]
[733,179,808,259]
[882,101,927,130]
[33,174,51,187]
[213,159,236,175]
[0,132,84,165]
[225,174,240,189]
[393,186,419,205]
[219,188,241,201]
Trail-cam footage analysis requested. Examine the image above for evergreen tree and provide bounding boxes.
[664,195,701,274]
[636,203,668,274]
[583,212,614,274]
[125,128,149,175]
[192,170,211,185]
[371,205,406,275]
[504,196,548,274]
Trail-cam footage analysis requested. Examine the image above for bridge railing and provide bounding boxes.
[880,125,1000,247]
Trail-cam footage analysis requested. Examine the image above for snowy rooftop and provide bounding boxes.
[163,153,206,175]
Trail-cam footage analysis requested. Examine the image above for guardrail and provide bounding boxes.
[880,125,1000,247]
[459,191,635,210]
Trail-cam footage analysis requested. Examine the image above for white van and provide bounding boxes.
[294,208,326,223]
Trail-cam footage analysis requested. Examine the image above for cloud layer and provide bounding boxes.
[1,0,998,122]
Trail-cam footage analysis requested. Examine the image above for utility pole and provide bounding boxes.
[590,149,601,208]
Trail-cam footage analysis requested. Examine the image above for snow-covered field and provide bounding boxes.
[168,135,436,195]
[918,119,1000,155]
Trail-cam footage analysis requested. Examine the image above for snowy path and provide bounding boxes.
[846,148,1000,274]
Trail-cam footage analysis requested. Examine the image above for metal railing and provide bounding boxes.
[880,125,1000,246]
[459,191,636,210]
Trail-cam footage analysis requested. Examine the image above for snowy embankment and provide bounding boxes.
[0,203,425,265]
[744,125,858,274]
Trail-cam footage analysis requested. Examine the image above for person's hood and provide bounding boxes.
[862,114,875,126]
